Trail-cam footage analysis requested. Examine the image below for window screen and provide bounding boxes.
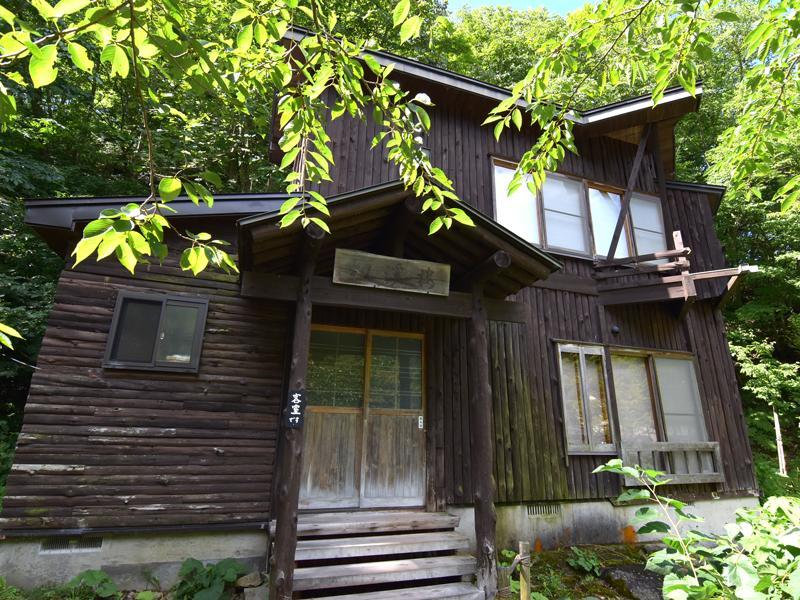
[105,293,207,372]
[369,335,423,410]
[630,193,667,257]
[589,188,630,259]
[542,174,588,253]
[493,161,540,244]
[307,330,365,408]
[558,344,613,452]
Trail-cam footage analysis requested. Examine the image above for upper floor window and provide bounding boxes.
[558,343,614,453]
[104,291,208,372]
[492,158,667,260]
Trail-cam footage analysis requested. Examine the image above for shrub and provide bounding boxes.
[596,459,800,599]
[171,558,249,600]
[566,546,602,577]
[68,570,119,599]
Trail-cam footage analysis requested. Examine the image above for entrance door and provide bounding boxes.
[299,327,426,510]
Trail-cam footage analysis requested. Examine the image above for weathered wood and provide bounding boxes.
[295,531,469,560]
[333,248,451,296]
[455,251,511,289]
[293,555,477,591]
[270,226,324,600]
[241,272,529,323]
[606,123,652,260]
[519,541,531,600]
[594,246,691,268]
[271,510,460,537]
[305,582,483,600]
[468,283,498,599]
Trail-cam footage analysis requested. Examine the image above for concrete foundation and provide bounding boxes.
[451,494,760,552]
[0,530,268,590]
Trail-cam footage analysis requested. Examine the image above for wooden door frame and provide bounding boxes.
[305,324,427,510]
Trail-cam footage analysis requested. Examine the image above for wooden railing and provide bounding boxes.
[621,441,724,486]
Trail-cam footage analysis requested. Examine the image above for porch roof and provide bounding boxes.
[237,181,561,299]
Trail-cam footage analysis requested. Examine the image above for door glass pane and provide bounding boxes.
[585,354,612,448]
[611,355,658,445]
[544,211,588,253]
[110,298,162,363]
[156,303,200,364]
[308,330,365,407]
[369,335,423,409]
[589,188,630,259]
[542,174,584,215]
[560,352,587,448]
[655,357,707,442]
[493,162,540,244]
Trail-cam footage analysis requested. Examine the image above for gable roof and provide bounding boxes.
[238,180,561,299]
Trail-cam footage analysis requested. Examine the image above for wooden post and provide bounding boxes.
[606,123,652,260]
[519,541,531,600]
[468,282,498,599]
[269,225,325,600]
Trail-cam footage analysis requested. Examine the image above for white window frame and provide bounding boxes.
[557,342,616,454]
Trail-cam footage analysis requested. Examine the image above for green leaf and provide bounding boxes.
[714,11,739,22]
[392,0,410,27]
[158,177,182,202]
[83,218,114,237]
[231,7,251,22]
[100,45,129,78]
[30,0,56,19]
[97,233,124,259]
[115,242,137,274]
[309,217,330,233]
[429,216,443,234]
[52,0,90,17]
[399,15,421,44]
[617,489,650,503]
[637,521,671,534]
[279,209,301,228]
[29,44,58,88]
[237,24,253,52]
[190,246,209,275]
[199,170,223,188]
[67,42,94,72]
[511,108,523,130]
[71,235,103,266]
[0,5,16,26]
[0,322,23,341]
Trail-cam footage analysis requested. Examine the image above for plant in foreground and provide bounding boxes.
[595,459,800,599]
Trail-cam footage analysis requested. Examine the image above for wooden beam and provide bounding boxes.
[269,226,324,600]
[597,282,687,306]
[467,282,498,598]
[383,197,421,257]
[455,251,511,289]
[593,261,685,280]
[594,246,690,268]
[240,272,529,323]
[606,123,652,260]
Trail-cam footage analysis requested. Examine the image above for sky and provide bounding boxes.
[446,0,587,14]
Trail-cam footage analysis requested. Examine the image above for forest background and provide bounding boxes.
[0,0,797,501]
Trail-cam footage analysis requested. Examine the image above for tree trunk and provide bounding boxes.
[774,406,787,477]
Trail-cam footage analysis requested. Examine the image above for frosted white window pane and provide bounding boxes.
[542,174,583,215]
[493,163,540,244]
[611,355,658,445]
[585,354,612,449]
[633,228,668,256]
[560,352,587,448]
[630,194,664,232]
[655,358,707,443]
[545,211,588,253]
[589,189,630,258]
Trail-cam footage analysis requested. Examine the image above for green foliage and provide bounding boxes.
[598,459,800,599]
[566,546,602,577]
[171,558,248,600]
[68,570,120,599]
[0,577,25,600]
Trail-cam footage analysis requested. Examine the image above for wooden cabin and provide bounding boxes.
[1,44,758,598]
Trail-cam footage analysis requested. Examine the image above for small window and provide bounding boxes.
[630,193,668,257]
[588,188,631,259]
[558,343,614,453]
[542,174,588,254]
[104,292,208,372]
[492,160,540,245]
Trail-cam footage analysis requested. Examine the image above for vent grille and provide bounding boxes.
[40,536,103,554]
[526,503,561,517]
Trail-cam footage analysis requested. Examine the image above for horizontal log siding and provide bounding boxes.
[1,251,290,531]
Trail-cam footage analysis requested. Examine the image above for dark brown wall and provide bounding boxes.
[1,229,290,532]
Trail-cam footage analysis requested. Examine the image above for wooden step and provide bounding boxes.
[293,555,477,591]
[295,531,470,561]
[272,511,460,537]
[305,582,484,600]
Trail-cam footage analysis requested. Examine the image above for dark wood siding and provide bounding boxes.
[1,230,290,531]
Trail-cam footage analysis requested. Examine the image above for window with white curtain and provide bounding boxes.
[542,174,588,253]
[492,160,540,245]
[630,193,668,256]
[588,188,630,259]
